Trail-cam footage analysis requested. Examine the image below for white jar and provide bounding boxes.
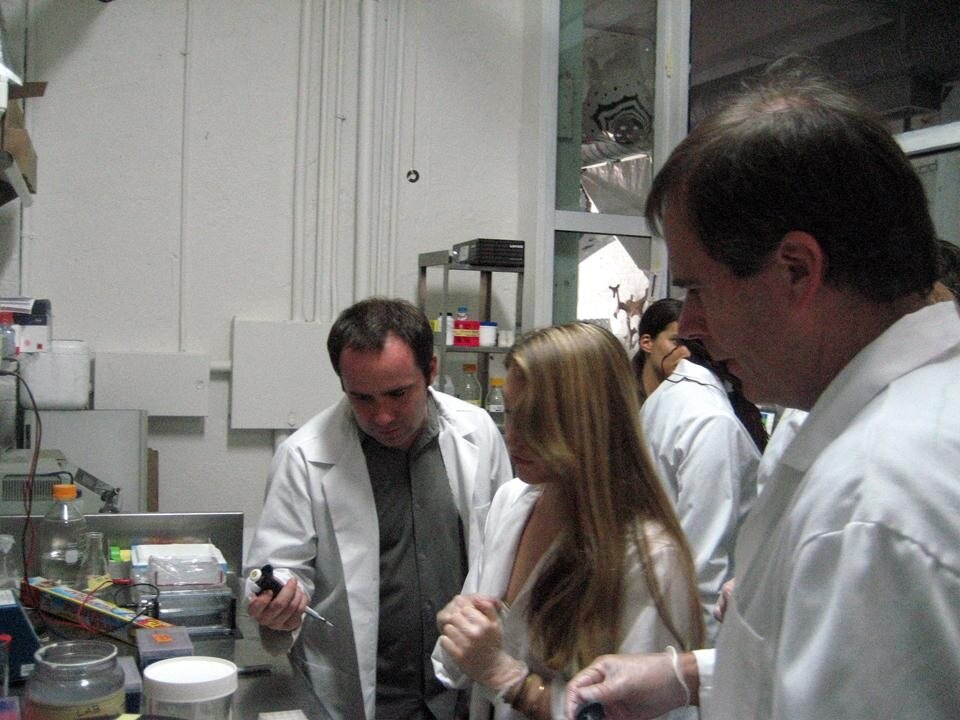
[143,656,238,720]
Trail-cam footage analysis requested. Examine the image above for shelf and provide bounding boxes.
[418,250,524,274]
[434,344,509,354]
[418,247,524,392]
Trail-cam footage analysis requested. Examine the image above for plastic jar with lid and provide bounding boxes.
[143,656,238,720]
[25,640,125,720]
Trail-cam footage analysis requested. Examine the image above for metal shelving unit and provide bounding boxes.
[417,250,524,391]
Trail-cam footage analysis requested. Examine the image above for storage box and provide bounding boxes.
[131,544,227,587]
[452,238,524,267]
[27,577,175,640]
[452,319,480,347]
[136,625,194,668]
[2,100,37,193]
[19,340,91,409]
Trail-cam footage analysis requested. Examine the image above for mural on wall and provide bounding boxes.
[576,236,651,355]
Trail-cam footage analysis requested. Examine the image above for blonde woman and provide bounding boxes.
[432,322,703,719]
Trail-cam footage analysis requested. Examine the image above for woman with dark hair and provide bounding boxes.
[635,300,765,644]
[632,298,689,401]
[432,322,702,719]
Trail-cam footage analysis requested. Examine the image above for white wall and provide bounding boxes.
[0,0,544,529]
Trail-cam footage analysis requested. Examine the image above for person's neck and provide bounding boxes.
[794,290,926,409]
[641,359,662,398]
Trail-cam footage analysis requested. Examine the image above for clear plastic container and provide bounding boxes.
[37,484,87,587]
[486,377,505,432]
[0,533,17,590]
[143,656,238,720]
[25,640,125,720]
[460,364,482,406]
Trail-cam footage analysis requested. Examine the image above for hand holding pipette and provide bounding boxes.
[248,564,333,627]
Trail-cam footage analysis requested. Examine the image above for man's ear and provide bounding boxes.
[638,333,654,353]
[427,354,438,387]
[776,231,825,306]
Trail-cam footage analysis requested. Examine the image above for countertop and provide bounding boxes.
[15,605,331,720]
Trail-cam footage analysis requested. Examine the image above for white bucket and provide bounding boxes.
[143,656,238,720]
[19,340,92,409]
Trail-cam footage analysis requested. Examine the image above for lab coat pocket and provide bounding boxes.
[710,599,773,720]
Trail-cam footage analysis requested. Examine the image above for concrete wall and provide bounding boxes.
[0,0,544,533]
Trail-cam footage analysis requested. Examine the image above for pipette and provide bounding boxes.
[249,564,333,627]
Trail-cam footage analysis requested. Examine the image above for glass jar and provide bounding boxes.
[25,640,125,720]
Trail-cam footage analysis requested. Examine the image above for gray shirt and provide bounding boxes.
[361,397,467,719]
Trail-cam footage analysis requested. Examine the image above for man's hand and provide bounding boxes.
[713,578,736,623]
[437,594,526,693]
[247,577,309,632]
[565,653,689,720]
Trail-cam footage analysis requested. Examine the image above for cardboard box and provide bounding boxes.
[2,100,36,192]
[28,577,175,640]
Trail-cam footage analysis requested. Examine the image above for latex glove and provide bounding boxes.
[565,653,688,720]
[713,578,736,623]
[245,568,310,632]
[437,594,527,698]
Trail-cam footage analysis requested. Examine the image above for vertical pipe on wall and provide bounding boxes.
[315,0,347,322]
[177,0,194,351]
[291,0,314,322]
[353,0,377,301]
[380,1,405,297]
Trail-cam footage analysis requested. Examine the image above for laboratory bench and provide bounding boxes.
[3,511,331,719]
[11,597,331,720]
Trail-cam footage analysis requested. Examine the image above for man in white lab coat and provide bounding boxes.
[566,64,960,719]
[246,297,512,720]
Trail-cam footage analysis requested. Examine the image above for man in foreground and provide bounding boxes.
[566,66,960,719]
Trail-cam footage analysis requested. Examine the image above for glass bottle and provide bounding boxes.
[77,532,111,593]
[460,364,482,406]
[25,641,125,720]
[485,377,505,432]
[455,306,469,321]
[37,484,87,587]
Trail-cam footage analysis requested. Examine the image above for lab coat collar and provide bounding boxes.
[781,301,960,474]
[303,388,482,465]
[670,358,726,393]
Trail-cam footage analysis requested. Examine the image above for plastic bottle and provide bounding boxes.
[0,533,17,590]
[0,311,15,360]
[438,312,454,346]
[455,306,469,321]
[486,377,505,432]
[460,364,482,406]
[442,375,456,396]
[37,483,87,587]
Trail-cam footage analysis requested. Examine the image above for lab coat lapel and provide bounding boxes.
[319,421,379,716]
[437,404,480,556]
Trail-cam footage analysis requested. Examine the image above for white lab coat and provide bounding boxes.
[246,389,512,720]
[641,359,760,644]
[755,408,807,496]
[432,478,699,720]
[707,301,960,719]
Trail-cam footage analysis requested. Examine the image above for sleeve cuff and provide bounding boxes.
[692,648,715,705]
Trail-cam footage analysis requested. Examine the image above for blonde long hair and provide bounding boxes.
[505,322,704,672]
